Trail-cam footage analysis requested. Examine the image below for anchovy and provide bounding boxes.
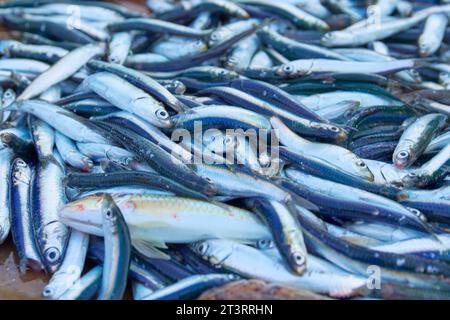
[234,0,329,31]
[199,86,347,142]
[281,168,434,234]
[402,144,450,188]
[79,72,172,128]
[97,195,131,300]
[43,230,89,299]
[321,4,450,47]
[64,171,208,200]
[191,239,367,298]
[258,28,350,61]
[58,266,102,300]
[108,18,212,38]
[418,13,448,57]
[249,198,307,275]
[108,32,133,65]
[55,132,93,172]
[93,111,192,162]
[0,40,68,63]
[10,158,43,272]
[397,185,450,224]
[275,59,423,79]
[393,114,447,169]
[32,152,69,273]
[92,121,218,197]
[28,116,55,162]
[271,117,373,181]
[7,100,110,144]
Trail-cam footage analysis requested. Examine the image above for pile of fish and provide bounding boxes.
[0,0,448,300]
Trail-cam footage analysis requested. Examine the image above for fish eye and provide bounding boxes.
[197,243,208,255]
[224,136,233,144]
[397,151,409,159]
[282,64,294,73]
[357,160,366,167]
[292,252,305,265]
[330,126,340,132]
[155,109,169,120]
[407,207,427,221]
[105,209,113,218]
[42,287,54,297]
[256,239,272,249]
[44,247,60,264]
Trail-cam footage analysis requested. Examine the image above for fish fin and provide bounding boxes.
[132,239,171,260]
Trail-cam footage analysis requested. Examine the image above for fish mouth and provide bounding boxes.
[335,130,348,143]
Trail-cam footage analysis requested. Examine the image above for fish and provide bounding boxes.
[97,195,131,300]
[0,0,448,301]
[59,193,272,246]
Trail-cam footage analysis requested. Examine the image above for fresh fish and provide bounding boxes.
[192,239,367,298]
[393,114,447,169]
[79,72,172,128]
[32,152,69,273]
[43,230,89,299]
[10,158,43,272]
[59,194,272,246]
[55,132,93,172]
[97,195,131,300]
[7,100,110,144]
[58,266,102,300]
[0,149,12,244]
[418,13,448,57]
[18,44,104,100]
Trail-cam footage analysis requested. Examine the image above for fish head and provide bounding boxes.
[2,88,16,107]
[351,158,375,182]
[59,195,104,236]
[401,170,424,188]
[101,194,122,234]
[153,106,173,128]
[418,40,432,57]
[191,239,233,267]
[190,39,208,52]
[309,122,348,143]
[288,251,307,275]
[39,221,69,273]
[393,148,412,169]
[321,31,353,47]
[210,67,239,81]
[208,30,227,47]
[275,62,301,78]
